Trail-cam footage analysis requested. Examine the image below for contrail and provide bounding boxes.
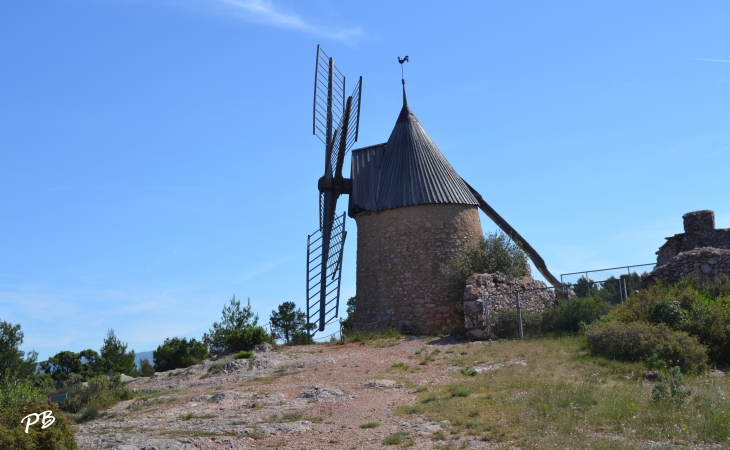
[690,58,730,63]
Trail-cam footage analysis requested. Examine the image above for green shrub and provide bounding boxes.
[611,277,730,365]
[224,326,270,352]
[490,309,542,339]
[441,231,531,314]
[235,351,253,359]
[650,366,692,405]
[138,358,154,377]
[153,337,208,372]
[54,373,135,415]
[0,381,77,449]
[382,431,410,445]
[585,321,708,373]
[448,384,470,397]
[360,422,379,428]
[460,367,477,377]
[541,297,612,334]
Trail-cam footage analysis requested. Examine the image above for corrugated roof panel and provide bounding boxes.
[349,143,385,216]
[374,104,478,211]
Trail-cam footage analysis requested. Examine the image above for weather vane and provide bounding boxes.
[398,56,409,82]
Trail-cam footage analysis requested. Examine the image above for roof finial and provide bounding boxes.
[398,56,409,106]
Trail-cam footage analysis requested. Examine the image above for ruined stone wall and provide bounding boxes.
[642,247,730,287]
[354,204,482,334]
[656,210,730,265]
[462,272,557,339]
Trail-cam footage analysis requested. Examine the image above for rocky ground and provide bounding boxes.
[76,336,486,450]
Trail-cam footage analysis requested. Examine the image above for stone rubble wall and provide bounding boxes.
[462,272,557,339]
[641,247,730,287]
[657,210,730,265]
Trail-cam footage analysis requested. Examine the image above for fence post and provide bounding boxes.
[567,290,574,336]
[515,291,523,339]
[339,319,344,344]
[483,292,491,340]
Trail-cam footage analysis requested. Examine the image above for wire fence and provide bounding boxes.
[473,263,658,340]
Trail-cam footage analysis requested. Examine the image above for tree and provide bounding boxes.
[100,329,136,376]
[0,320,37,383]
[208,295,259,354]
[39,350,83,383]
[138,358,154,377]
[441,230,531,310]
[153,337,208,372]
[342,296,356,332]
[270,302,306,344]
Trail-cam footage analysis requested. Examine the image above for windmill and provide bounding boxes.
[306,48,563,336]
[305,45,362,336]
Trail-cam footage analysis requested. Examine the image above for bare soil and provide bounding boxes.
[76,336,484,449]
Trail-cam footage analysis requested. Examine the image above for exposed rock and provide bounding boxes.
[210,391,244,403]
[255,393,286,405]
[120,374,137,383]
[364,379,403,389]
[256,421,311,435]
[709,369,726,377]
[221,360,248,374]
[187,394,212,404]
[253,342,273,353]
[297,385,350,402]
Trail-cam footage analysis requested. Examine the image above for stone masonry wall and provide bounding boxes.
[354,203,482,334]
[656,210,730,265]
[641,247,730,287]
[462,272,557,339]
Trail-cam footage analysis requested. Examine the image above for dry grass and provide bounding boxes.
[397,337,730,448]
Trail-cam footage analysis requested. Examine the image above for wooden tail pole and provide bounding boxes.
[462,179,564,294]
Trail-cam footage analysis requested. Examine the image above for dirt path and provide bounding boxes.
[76,336,487,449]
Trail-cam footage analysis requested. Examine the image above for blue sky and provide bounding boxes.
[2,0,729,361]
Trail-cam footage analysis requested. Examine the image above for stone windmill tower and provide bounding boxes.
[306,48,563,337]
[347,78,483,334]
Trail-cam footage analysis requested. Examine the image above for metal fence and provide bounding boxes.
[480,263,658,340]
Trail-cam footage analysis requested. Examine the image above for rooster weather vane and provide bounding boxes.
[398,56,409,80]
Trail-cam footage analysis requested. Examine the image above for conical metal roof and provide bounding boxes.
[373,89,478,211]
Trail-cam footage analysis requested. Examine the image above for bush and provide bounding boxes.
[0,379,77,449]
[541,297,612,335]
[138,358,154,377]
[54,373,135,415]
[441,231,531,313]
[651,366,692,406]
[224,326,271,352]
[611,277,730,365]
[208,295,259,354]
[490,309,542,339]
[585,321,708,373]
[0,396,77,449]
[153,337,208,372]
[235,351,253,359]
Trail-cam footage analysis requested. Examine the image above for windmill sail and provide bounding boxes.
[306,212,347,334]
[307,45,361,336]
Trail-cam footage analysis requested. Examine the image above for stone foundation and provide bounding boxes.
[354,203,482,334]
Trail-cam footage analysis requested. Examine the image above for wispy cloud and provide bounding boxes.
[212,0,363,43]
[689,58,730,63]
